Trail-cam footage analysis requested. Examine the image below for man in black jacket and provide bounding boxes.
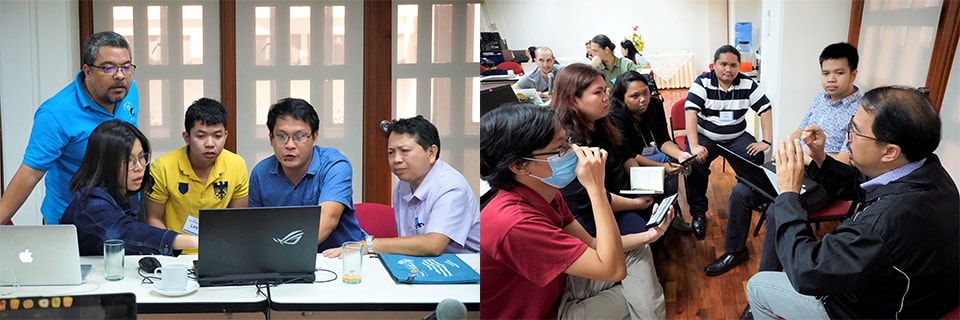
[745,86,959,319]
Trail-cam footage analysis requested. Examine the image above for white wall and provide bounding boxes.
[760,0,851,145]
[480,0,726,73]
[0,1,79,225]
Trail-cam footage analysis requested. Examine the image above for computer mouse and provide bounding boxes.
[138,256,162,272]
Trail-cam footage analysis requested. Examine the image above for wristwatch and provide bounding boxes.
[365,235,376,254]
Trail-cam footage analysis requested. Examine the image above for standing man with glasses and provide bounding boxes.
[0,31,139,224]
[248,98,366,252]
[145,98,249,254]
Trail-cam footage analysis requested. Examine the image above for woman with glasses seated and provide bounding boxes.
[481,103,672,319]
[609,70,694,230]
[60,120,199,256]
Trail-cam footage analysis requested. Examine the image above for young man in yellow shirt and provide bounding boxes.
[145,98,249,254]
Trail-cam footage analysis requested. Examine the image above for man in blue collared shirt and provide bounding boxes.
[747,86,958,320]
[248,98,366,252]
[0,31,139,224]
[323,116,480,258]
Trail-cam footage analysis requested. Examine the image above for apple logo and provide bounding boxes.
[18,249,34,263]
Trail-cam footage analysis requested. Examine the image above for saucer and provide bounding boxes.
[152,281,199,297]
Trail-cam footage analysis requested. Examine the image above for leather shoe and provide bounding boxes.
[740,304,754,320]
[692,215,707,238]
[704,251,749,276]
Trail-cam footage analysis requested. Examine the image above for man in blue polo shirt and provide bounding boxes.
[248,98,366,252]
[0,31,139,224]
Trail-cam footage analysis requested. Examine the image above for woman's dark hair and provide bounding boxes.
[70,120,151,205]
[527,46,537,62]
[481,103,558,190]
[267,98,320,135]
[383,115,441,160]
[549,63,622,146]
[590,34,616,53]
[610,70,648,114]
[714,44,741,62]
[860,86,940,162]
[620,39,639,64]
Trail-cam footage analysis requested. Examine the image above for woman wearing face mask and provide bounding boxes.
[610,70,695,230]
[480,103,671,319]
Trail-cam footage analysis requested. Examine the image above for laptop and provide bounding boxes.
[0,225,86,286]
[716,144,817,201]
[480,85,519,117]
[513,88,545,106]
[0,292,136,319]
[196,206,321,287]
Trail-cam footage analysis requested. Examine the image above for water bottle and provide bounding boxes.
[736,41,753,73]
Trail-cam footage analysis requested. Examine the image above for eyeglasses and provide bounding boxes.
[272,132,312,144]
[846,116,878,142]
[527,137,574,160]
[89,64,137,76]
[127,153,150,171]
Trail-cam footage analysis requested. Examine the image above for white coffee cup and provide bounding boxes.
[507,69,515,76]
[153,263,188,291]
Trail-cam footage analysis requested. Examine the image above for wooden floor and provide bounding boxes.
[654,89,838,319]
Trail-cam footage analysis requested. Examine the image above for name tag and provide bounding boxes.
[642,146,657,156]
[182,215,200,236]
[719,111,734,123]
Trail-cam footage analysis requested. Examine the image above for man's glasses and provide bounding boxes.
[127,153,150,171]
[846,116,878,142]
[272,133,312,144]
[89,64,137,76]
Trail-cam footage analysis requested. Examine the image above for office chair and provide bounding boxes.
[355,203,399,238]
[496,61,524,76]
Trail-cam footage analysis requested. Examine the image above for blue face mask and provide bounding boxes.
[527,149,578,189]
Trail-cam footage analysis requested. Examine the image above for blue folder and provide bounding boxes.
[378,253,480,284]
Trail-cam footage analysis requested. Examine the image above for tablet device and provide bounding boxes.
[645,193,678,228]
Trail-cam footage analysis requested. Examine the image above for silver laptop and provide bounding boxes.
[514,88,546,106]
[196,206,321,286]
[0,225,85,286]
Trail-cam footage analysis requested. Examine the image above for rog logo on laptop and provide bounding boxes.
[273,230,305,245]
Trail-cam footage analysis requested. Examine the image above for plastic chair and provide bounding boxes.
[354,203,398,238]
[670,98,688,150]
[496,61,524,76]
[753,199,852,237]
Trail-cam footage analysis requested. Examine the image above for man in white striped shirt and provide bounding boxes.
[683,45,773,240]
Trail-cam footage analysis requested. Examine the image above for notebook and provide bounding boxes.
[378,253,480,284]
[716,145,817,201]
[621,166,665,195]
[513,88,545,106]
[0,225,86,286]
[196,206,321,287]
[0,293,136,319]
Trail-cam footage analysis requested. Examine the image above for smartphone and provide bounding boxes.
[672,157,695,167]
[646,193,678,228]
